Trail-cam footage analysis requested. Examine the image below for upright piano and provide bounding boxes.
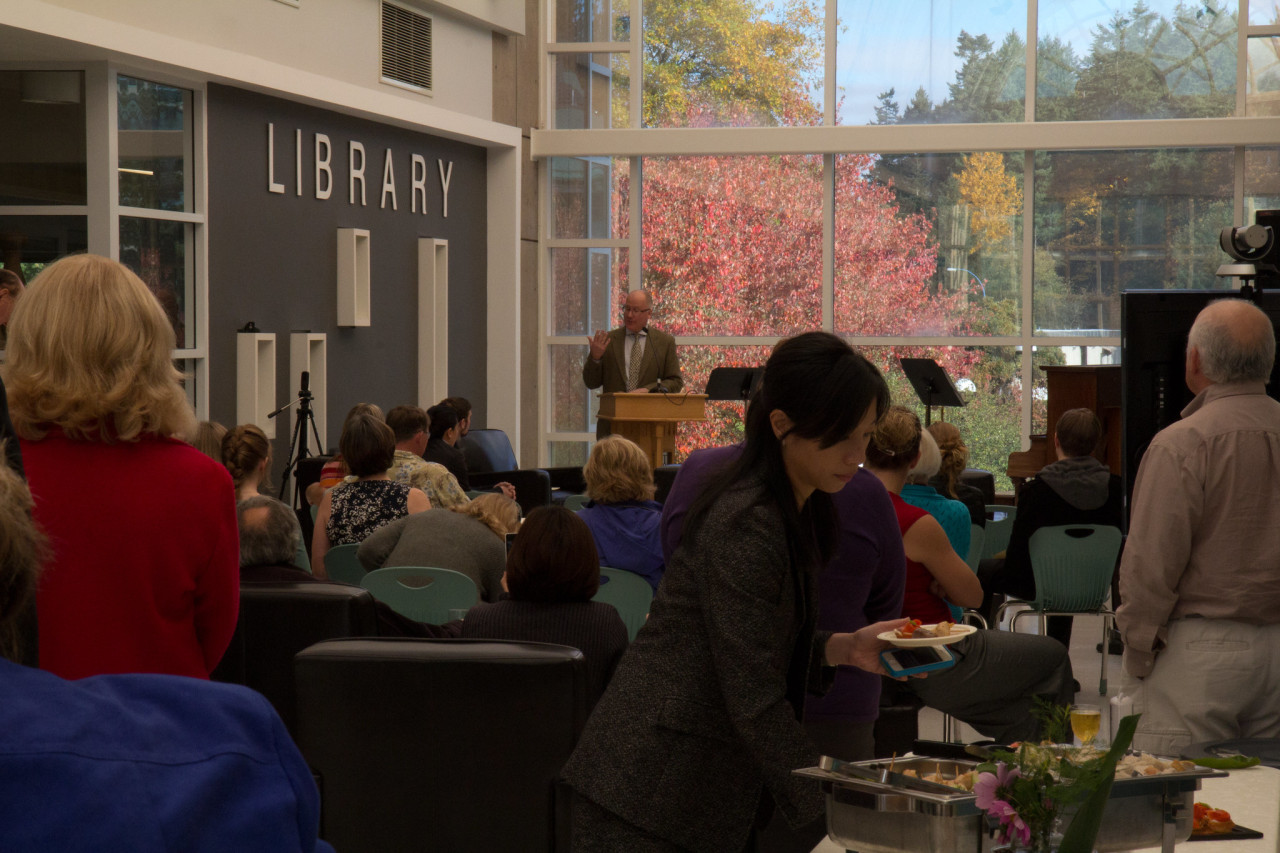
[1006,365,1121,499]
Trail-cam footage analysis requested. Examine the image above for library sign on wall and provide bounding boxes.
[264,122,455,216]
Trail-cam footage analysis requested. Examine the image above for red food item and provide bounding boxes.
[1193,802,1235,835]
[897,619,922,638]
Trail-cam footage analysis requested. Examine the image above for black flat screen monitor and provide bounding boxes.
[1121,289,1280,522]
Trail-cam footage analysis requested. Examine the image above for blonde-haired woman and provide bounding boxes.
[192,420,227,462]
[222,423,271,502]
[357,492,521,603]
[6,254,238,680]
[577,435,665,592]
[926,420,986,527]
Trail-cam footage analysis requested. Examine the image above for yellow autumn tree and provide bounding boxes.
[956,151,1020,252]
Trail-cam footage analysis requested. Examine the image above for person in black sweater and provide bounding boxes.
[979,408,1123,647]
[461,505,628,710]
[423,403,470,490]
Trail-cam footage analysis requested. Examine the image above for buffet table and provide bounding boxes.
[808,765,1278,853]
[1130,765,1278,852]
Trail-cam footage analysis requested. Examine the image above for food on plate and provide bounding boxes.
[1112,753,1198,778]
[1192,802,1235,835]
[894,619,954,640]
[899,767,977,791]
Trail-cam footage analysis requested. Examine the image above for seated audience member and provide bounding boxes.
[438,396,517,500]
[980,408,1123,647]
[866,407,1074,743]
[577,436,665,592]
[927,421,985,527]
[661,443,906,764]
[900,426,971,560]
[385,404,469,509]
[0,464,333,853]
[441,395,474,455]
[357,493,520,603]
[237,495,452,639]
[8,254,237,680]
[312,412,430,567]
[222,424,271,503]
[304,402,383,508]
[192,420,227,463]
[423,403,471,490]
[461,506,628,710]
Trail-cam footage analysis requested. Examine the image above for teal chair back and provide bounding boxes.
[323,543,366,586]
[980,504,1016,560]
[964,523,984,571]
[593,567,654,641]
[1027,525,1122,612]
[563,494,590,512]
[293,539,312,575]
[361,567,479,624]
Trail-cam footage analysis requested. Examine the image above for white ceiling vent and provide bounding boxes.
[381,2,433,94]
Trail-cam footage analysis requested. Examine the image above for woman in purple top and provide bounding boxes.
[577,436,665,592]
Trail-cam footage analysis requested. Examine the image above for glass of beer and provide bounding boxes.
[1070,704,1102,746]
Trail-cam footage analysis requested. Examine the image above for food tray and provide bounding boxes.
[795,755,1227,853]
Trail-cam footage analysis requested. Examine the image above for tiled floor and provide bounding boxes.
[810,609,1123,853]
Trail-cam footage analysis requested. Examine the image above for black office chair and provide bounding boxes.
[461,428,557,514]
[294,638,588,853]
[211,581,378,734]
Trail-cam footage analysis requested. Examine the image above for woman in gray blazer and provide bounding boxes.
[563,332,906,852]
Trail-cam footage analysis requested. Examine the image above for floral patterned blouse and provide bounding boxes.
[326,479,413,546]
[386,450,469,509]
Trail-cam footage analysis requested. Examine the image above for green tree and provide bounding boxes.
[641,0,823,127]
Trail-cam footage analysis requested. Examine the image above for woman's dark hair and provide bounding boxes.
[426,404,459,441]
[339,412,396,477]
[505,506,601,603]
[685,332,889,567]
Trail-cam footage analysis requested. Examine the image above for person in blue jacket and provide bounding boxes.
[0,452,333,853]
[577,435,666,592]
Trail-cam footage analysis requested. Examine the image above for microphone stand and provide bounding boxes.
[270,371,324,511]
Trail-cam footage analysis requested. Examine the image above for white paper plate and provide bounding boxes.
[878,623,977,648]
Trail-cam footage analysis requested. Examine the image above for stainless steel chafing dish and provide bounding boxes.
[795,755,1227,853]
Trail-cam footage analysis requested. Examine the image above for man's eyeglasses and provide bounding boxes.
[623,307,651,315]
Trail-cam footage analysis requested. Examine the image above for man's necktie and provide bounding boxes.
[626,334,642,391]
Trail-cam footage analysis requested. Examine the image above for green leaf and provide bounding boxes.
[1058,714,1139,853]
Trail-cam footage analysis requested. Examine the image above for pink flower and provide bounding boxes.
[974,762,1021,810]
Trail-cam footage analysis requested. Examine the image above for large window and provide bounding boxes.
[540,1,1280,488]
[0,68,207,412]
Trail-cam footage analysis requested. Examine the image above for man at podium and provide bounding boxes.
[583,289,683,437]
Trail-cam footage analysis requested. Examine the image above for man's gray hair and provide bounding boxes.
[1188,298,1276,384]
[236,495,302,568]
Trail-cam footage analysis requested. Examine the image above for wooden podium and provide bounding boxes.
[597,393,707,468]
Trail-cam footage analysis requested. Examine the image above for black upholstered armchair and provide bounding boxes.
[294,638,588,853]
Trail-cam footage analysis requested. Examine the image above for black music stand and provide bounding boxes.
[899,358,966,426]
[706,366,764,402]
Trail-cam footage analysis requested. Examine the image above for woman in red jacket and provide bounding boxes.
[5,253,239,679]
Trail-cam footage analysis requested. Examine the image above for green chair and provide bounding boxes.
[995,524,1122,695]
[593,567,654,642]
[361,567,479,624]
[323,543,366,586]
[964,523,985,571]
[980,504,1016,561]
[293,539,312,575]
[466,490,487,500]
[563,494,590,512]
